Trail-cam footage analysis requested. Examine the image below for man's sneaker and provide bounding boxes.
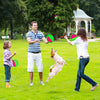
[30,82,33,86]
[74,90,79,92]
[40,81,45,86]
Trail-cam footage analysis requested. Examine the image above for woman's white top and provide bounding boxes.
[71,37,89,59]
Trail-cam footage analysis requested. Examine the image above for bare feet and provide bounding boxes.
[90,84,98,91]
[45,80,48,83]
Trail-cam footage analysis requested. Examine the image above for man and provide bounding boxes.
[26,21,48,86]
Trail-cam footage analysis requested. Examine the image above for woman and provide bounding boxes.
[64,28,98,91]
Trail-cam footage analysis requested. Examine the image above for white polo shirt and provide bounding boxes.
[71,37,89,59]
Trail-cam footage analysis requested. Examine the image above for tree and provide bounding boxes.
[78,0,100,36]
[0,0,27,39]
[26,0,77,39]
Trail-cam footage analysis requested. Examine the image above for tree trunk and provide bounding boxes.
[54,33,58,40]
[4,24,7,35]
[26,22,29,32]
[23,27,25,39]
[10,20,13,39]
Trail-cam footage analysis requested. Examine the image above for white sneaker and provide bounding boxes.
[30,82,33,86]
[40,81,45,86]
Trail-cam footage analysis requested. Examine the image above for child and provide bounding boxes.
[64,28,98,91]
[3,41,16,88]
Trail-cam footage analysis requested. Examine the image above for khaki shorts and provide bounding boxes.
[27,52,43,72]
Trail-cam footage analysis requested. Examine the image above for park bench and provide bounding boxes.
[1,36,9,40]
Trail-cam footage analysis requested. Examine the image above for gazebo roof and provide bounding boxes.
[73,8,93,19]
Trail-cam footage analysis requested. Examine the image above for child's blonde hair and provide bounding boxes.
[3,41,10,49]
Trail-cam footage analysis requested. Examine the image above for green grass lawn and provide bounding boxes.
[0,39,100,100]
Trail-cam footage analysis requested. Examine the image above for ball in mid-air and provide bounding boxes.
[54,15,58,19]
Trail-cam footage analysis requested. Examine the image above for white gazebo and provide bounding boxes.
[67,8,93,37]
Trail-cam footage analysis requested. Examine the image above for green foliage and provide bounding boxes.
[91,29,96,33]
[0,0,28,39]
[91,24,96,33]
[78,0,100,35]
[26,0,77,38]
[0,0,78,39]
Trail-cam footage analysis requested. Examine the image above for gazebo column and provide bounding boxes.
[75,20,78,34]
[67,26,70,36]
[78,21,81,28]
[90,20,92,37]
[67,23,71,36]
[85,20,88,36]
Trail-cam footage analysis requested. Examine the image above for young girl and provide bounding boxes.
[64,28,98,91]
[3,41,16,88]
